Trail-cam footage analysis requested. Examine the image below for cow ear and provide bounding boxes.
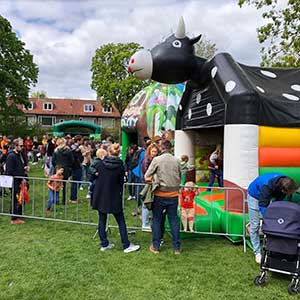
[190,35,202,45]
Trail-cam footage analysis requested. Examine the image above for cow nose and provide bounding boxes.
[128,66,132,73]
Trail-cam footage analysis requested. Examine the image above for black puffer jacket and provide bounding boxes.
[92,156,125,214]
[52,147,74,179]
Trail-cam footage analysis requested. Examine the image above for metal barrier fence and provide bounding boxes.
[0,176,247,252]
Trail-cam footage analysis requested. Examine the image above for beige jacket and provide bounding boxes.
[145,152,181,192]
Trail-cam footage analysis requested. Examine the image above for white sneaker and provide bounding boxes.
[86,194,91,199]
[79,186,84,191]
[255,253,262,264]
[142,225,152,232]
[127,196,132,201]
[100,243,115,251]
[124,243,140,253]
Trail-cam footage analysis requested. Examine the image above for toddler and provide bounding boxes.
[180,181,198,232]
[45,166,64,213]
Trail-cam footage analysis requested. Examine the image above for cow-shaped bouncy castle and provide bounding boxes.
[129,17,300,216]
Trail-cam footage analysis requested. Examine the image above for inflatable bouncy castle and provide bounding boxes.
[127,17,300,242]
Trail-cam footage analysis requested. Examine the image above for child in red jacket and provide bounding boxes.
[180,181,198,232]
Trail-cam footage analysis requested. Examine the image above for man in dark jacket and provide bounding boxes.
[6,138,29,224]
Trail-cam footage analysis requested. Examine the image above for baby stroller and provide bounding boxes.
[254,201,300,295]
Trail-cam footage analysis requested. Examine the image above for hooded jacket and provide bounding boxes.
[92,156,125,213]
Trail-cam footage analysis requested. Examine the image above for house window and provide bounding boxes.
[84,104,93,112]
[27,102,34,110]
[102,118,115,128]
[98,118,102,126]
[26,116,36,125]
[43,102,53,111]
[102,106,112,113]
[38,116,56,126]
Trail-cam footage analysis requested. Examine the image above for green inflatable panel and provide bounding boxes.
[259,167,300,182]
[220,210,248,243]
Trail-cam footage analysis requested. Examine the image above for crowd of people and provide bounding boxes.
[2,133,299,260]
[0,133,115,224]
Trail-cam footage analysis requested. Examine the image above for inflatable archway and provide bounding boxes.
[128,17,300,242]
[53,120,101,140]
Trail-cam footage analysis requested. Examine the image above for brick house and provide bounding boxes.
[21,98,121,134]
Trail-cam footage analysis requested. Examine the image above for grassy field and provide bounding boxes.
[0,163,299,299]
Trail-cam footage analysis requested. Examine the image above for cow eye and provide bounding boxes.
[172,40,182,48]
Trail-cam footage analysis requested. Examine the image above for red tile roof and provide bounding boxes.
[21,98,120,118]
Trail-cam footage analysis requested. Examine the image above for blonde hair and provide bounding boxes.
[185,181,195,188]
[56,138,66,150]
[96,148,107,160]
[108,143,120,156]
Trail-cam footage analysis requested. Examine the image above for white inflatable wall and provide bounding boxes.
[223,124,259,188]
[174,130,195,165]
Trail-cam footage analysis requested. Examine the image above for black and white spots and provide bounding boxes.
[260,70,277,78]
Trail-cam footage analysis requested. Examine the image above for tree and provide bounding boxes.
[194,36,218,60]
[31,90,47,98]
[0,15,39,115]
[239,0,300,67]
[91,43,149,115]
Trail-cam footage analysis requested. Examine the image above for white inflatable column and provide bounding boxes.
[224,124,258,189]
[174,130,195,165]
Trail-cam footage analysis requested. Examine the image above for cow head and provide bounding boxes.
[128,17,202,84]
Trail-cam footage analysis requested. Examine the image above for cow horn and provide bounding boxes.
[175,16,186,39]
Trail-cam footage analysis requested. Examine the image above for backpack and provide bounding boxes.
[130,148,143,170]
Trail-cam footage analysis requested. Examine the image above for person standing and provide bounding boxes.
[5,138,29,224]
[52,138,74,205]
[70,135,83,203]
[141,143,159,231]
[79,137,92,190]
[124,145,137,201]
[247,173,298,263]
[206,144,223,192]
[92,143,140,253]
[145,140,181,254]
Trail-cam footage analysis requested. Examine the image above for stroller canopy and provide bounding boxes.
[262,201,300,239]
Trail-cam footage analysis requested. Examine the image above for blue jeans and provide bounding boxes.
[207,169,223,191]
[80,164,90,188]
[152,196,180,250]
[47,190,59,210]
[248,194,261,255]
[98,211,130,249]
[142,206,150,227]
[71,168,82,201]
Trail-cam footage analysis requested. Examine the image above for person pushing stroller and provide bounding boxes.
[247,173,298,263]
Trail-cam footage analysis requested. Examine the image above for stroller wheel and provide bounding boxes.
[288,280,299,295]
[254,273,267,287]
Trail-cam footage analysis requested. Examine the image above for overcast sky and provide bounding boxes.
[0,0,267,99]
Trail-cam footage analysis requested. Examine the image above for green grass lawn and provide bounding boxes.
[0,163,299,299]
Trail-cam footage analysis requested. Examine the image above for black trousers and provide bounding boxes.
[10,180,22,220]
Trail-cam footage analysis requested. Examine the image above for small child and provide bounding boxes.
[180,154,194,186]
[45,166,64,213]
[180,181,198,232]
